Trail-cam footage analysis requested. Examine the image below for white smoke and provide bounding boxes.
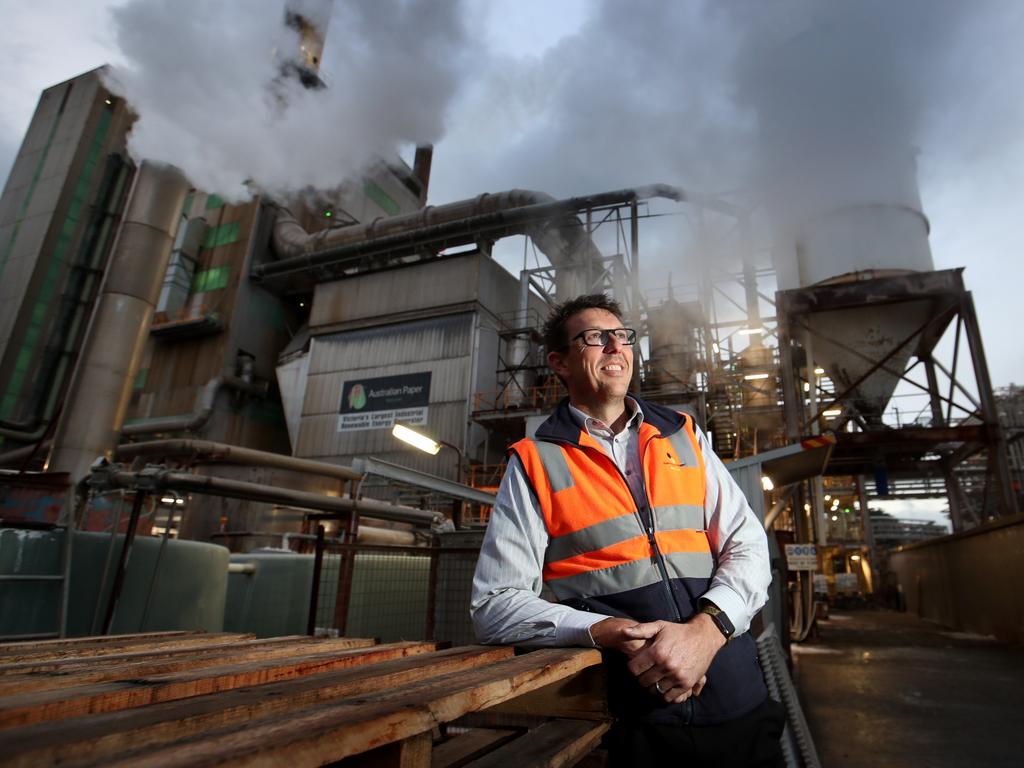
[104,0,467,201]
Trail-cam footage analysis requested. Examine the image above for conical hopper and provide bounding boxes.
[807,297,933,424]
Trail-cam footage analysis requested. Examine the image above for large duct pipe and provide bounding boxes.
[257,184,717,298]
[48,162,190,483]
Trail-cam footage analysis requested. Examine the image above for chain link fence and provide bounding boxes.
[303,530,483,645]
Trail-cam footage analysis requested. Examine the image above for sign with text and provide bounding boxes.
[784,543,818,571]
[338,371,431,432]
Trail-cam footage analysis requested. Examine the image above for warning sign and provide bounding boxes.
[784,543,818,571]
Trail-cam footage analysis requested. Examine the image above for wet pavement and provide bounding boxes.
[793,609,1024,768]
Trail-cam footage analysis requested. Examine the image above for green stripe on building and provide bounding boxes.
[363,179,400,215]
[1,106,112,420]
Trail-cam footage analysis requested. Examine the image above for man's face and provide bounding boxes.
[548,308,633,409]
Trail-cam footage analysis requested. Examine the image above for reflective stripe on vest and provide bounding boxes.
[511,415,712,601]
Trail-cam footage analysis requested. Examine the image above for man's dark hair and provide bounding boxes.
[542,294,624,353]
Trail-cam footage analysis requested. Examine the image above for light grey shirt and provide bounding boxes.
[470,396,771,647]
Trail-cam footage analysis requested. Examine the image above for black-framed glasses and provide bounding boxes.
[567,327,637,348]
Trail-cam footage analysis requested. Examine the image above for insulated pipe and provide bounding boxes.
[257,184,721,289]
[114,438,362,482]
[105,469,444,527]
[48,163,190,484]
[120,375,268,437]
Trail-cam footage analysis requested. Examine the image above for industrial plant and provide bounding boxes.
[0,2,1020,766]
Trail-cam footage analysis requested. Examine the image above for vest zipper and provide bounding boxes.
[573,434,684,624]
[635,434,683,623]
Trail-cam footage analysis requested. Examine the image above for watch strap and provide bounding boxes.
[698,602,735,642]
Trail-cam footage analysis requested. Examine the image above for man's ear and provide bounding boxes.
[547,349,569,379]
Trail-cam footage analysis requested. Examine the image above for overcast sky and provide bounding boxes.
[1,0,1021,393]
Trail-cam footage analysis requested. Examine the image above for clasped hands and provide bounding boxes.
[590,614,726,704]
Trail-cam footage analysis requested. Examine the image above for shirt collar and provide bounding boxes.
[567,396,644,437]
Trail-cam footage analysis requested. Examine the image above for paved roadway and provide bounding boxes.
[793,609,1024,768]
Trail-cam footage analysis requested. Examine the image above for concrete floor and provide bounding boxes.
[793,609,1024,768]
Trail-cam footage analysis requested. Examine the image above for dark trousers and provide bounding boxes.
[606,697,787,768]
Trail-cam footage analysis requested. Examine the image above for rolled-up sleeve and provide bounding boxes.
[470,456,609,647]
[697,428,772,636]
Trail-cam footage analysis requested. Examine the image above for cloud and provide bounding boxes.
[105,0,468,201]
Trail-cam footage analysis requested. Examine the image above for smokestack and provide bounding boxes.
[412,144,433,204]
[48,162,190,484]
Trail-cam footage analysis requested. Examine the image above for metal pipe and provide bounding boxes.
[121,375,268,437]
[101,490,147,635]
[103,468,444,527]
[115,438,362,482]
[48,162,191,484]
[256,184,701,285]
[307,524,325,636]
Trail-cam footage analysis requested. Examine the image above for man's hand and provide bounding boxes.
[622,613,726,704]
[589,617,648,655]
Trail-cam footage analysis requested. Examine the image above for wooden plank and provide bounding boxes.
[0,647,513,768]
[344,731,433,768]
[98,648,602,768]
[484,665,608,720]
[0,641,433,729]
[462,720,610,768]
[0,631,195,654]
[0,633,249,663]
[432,728,519,768]
[0,637,374,694]
[0,635,309,675]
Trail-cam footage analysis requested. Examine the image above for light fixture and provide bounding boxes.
[160,496,176,505]
[803,382,810,392]
[712,342,720,354]
[823,408,842,417]
[814,367,825,375]
[831,514,838,521]
[850,554,861,562]
[738,327,764,335]
[743,372,770,381]
[104,97,113,105]
[392,423,440,455]
[761,476,774,491]
[824,494,831,501]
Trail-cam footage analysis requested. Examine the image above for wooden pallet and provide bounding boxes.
[0,631,609,767]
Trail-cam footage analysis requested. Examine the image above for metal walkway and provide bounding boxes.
[793,609,1024,768]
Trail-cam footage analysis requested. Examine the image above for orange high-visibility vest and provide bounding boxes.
[510,412,712,603]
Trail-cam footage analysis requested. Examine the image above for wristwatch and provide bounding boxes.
[698,601,735,642]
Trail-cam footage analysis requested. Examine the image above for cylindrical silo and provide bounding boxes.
[646,299,699,391]
[751,20,936,423]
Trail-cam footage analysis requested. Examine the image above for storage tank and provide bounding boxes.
[0,528,228,637]
[646,299,700,392]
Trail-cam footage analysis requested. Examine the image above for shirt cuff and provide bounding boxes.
[701,584,750,636]
[556,612,611,647]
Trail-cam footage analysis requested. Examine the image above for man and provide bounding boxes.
[471,294,785,766]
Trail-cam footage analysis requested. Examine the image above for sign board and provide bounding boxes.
[338,372,431,432]
[784,543,818,571]
[813,574,828,594]
[835,572,859,593]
